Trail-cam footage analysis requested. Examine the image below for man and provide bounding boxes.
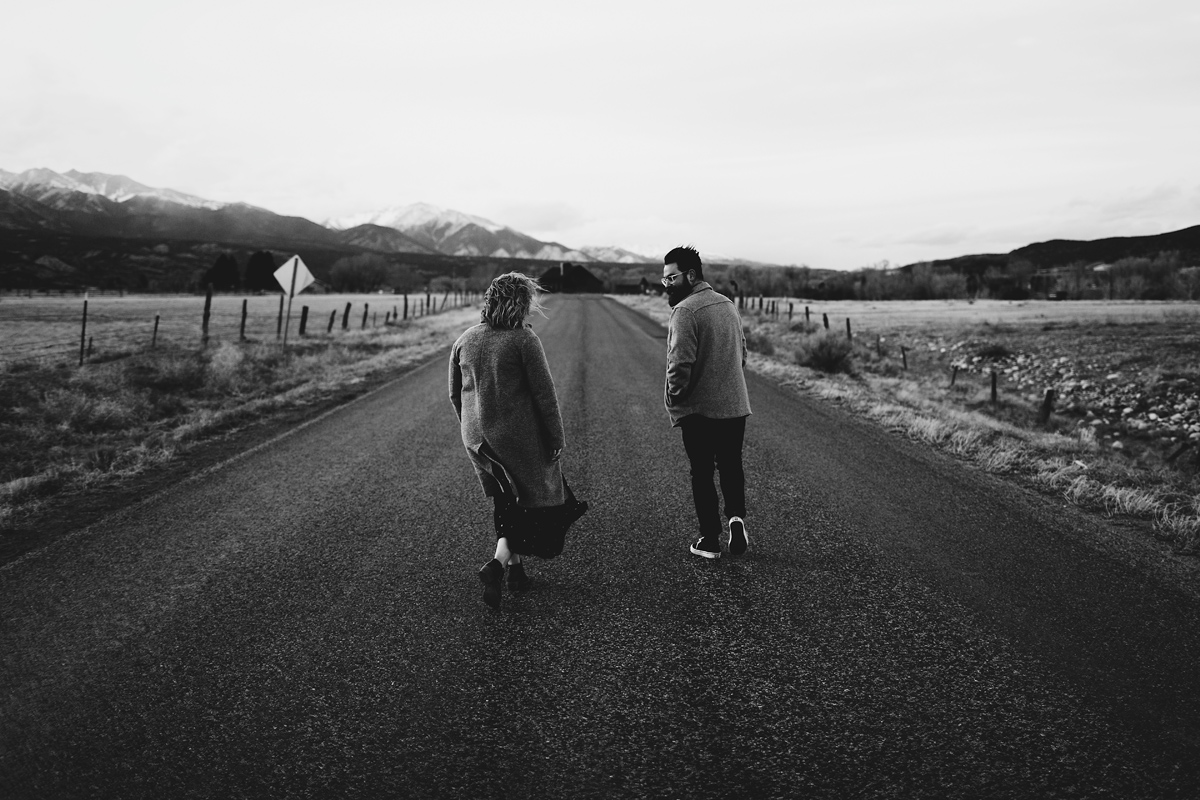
[662,245,752,559]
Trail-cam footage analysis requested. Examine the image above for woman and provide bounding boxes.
[449,272,574,609]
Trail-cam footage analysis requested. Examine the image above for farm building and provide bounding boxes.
[539,262,605,293]
[609,277,657,295]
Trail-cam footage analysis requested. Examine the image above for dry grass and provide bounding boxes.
[0,303,480,531]
[611,293,1200,554]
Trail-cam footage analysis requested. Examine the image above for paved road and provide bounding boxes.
[3,295,1199,798]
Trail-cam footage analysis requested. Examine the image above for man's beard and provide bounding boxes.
[666,280,692,307]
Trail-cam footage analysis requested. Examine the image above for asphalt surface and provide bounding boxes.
[3,295,1200,799]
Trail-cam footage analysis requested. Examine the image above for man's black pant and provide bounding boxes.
[680,414,747,540]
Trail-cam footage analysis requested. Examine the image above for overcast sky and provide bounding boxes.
[4,0,1199,269]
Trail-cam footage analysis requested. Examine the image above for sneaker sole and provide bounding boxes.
[729,519,749,557]
[689,544,721,559]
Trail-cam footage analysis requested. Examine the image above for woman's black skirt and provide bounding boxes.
[494,478,588,559]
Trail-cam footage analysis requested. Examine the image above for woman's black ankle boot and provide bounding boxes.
[507,562,531,592]
[478,559,503,608]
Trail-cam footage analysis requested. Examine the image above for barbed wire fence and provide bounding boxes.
[0,287,479,368]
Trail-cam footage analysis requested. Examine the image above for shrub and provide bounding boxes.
[125,349,207,393]
[975,343,1011,360]
[796,332,853,373]
[743,325,775,356]
[207,341,247,393]
[86,445,119,472]
[789,320,820,334]
[41,389,138,433]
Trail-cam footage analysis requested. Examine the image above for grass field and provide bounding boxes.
[615,294,1200,555]
[740,296,1200,332]
[0,291,461,365]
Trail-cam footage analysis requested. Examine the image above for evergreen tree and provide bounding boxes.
[203,253,240,291]
[329,253,390,292]
[244,251,279,292]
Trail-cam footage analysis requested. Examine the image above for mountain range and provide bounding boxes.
[0,168,658,264]
[2,168,1196,277]
[325,203,594,262]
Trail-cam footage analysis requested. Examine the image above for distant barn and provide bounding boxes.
[539,262,605,293]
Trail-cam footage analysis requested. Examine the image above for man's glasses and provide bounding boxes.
[661,272,687,287]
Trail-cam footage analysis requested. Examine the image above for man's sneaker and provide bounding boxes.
[728,517,749,557]
[690,536,722,559]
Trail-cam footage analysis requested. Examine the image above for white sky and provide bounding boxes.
[4,0,1199,269]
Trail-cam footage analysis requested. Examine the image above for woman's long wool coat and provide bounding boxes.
[450,323,566,508]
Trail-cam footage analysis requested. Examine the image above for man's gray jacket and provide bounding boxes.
[663,281,753,426]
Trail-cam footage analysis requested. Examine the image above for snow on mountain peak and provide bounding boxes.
[325,202,507,236]
[0,167,227,210]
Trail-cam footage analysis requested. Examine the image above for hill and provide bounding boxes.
[906,224,1200,272]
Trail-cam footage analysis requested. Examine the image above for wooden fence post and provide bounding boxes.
[900,346,908,370]
[403,294,408,320]
[79,294,88,366]
[152,314,160,348]
[299,306,309,337]
[276,293,284,339]
[822,313,829,330]
[788,302,794,322]
[240,298,248,341]
[805,306,810,325]
[991,370,998,404]
[327,310,336,333]
[362,303,369,329]
[202,285,213,346]
[845,318,852,340]
[342,302,351,330]
[1038,388,1056,423]
[950,365,958,386]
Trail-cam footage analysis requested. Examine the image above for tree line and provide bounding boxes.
[583,252,1200,302]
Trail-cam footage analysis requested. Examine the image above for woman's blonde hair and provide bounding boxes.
[481,271,547,329]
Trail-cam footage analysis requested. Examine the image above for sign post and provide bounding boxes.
[274,256,315,345]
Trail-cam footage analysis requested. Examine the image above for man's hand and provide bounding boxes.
[551,448,563,462]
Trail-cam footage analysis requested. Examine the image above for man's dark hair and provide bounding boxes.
[664,245,704,280]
